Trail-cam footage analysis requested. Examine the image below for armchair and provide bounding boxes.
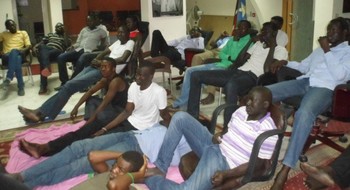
[179,103,286,188]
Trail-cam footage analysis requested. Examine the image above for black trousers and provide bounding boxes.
[331,145,350,188]
[45,106,135,156]
[151,30,181,63]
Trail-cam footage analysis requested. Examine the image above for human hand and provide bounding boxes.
[92,129,106,137]
[212,132,223,144]
[318,36,330,53]
[70,107,78,120]
[138,155,148,177]
[211,171,225,187]
[91,59,101,68]
[269,60,287,74]
[66,46,74,52]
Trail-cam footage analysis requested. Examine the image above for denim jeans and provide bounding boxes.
[37,44,62,88]
[145,112,230,190]
[21,131,142,188]
[1,49,24,89]
[70,52,99,79]
[266,78,333,168]
[39,66,102,120]
[187,69,257,126]
[172,63,223,108]
[56,49,84,84]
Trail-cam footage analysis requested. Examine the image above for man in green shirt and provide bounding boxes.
[170,20,253,110]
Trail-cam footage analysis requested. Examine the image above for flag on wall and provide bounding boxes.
[232,0,247,35]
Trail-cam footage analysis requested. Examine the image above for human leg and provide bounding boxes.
[146,145,229,190]
[71,52,98,79]
[272,86,333,190]
[3,49,24,91]
[150,30,170,57]
[172,63,221,108]
[187,69,234,119]
[329,145,350,188]
[40,67,102,120]
[38,45,62,90]
[56,50,83,84]
[21,132,139,188]
[153,111,213,173]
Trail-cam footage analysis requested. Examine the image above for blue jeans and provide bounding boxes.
[145,112,230,190]
[173,63,223,108]
[1,49,24,89]
[39,66,102,120]
[56,49,84,84]
[70,52,99,79]
[37,45,62,88]
[266,78,333,168]
[21,131,142,188]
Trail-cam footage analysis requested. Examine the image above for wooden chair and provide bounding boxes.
[1,49,34,86]
[179,103,286,187]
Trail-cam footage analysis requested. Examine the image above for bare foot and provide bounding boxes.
[270,166,290,190]
[304,175,328,190]
[18,105,41,123]
[200,93,215,105]
[145,167,165,178]
[19,139,46,159]
[300,162,335,187]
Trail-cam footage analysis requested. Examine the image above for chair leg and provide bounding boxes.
[26,66,34,86]
[218,87,223,106]
[168,72,173,95]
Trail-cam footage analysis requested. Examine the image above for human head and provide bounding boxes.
[55,22,65,35]
[116,25,130,44]
[100,57,117,78]
[86,14,98,30]
[245,86,272,120]
[109,151,143,180]
[235,20,252,38]
[260,22,278,44]
[327,17,348,47]
[270,16,284,30]
[189,26,201,38]
[126,15,140,32]
[5,19,17,34]
[135,60,155,88]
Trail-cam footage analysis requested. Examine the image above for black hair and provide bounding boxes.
[330,17,349,31]
[139,60,155,75]
[102,57,117,67]
[5,19,15,27]
[121,151,144,172]
[127,15,140,29]
[239,20,252,29]
[251,86,272,105]
[262,22,278,32]
[271,16,284,26]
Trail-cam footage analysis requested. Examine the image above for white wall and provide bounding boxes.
[333,0,350,18]
[313,0,334,49]
[0,0,18,32]
[141,0,187,51]
[42,0,63,34]
[194,0,236,16]
[250,0,282,28]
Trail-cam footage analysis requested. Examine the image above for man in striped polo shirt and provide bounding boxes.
[33,22,71,95]
[145,86,278,190]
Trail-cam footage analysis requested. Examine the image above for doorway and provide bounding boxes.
[283,0,314,61]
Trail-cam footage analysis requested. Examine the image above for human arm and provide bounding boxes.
[88,150,123,173]
[159,108,171,127]
[70,78,107,121]
[211,158,270,190]
[107,155,147,190]
[93,102,134,136]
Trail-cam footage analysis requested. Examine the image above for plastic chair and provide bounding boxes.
[1,49,34,86]
[179,103,286,187]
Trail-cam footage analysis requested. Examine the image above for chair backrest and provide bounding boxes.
[199,30,214,47]
[332,83,350,120]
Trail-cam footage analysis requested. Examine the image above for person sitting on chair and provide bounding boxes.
[270,16,288,47]
[170,20,253,110]
[33,22,71,95]
[145,86,278,190]
[300,145,350,190]
[150,27,204,71]
[266,17,350,190]
[0,19,31,96]
[17,25,134,124]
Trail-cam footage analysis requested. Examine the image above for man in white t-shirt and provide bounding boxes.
[92,60,172,136]
[271,16,288,47]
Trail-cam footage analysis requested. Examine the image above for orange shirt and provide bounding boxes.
[0,30,31,54]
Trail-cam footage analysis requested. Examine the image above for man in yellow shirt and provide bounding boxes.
[0,19,31,96]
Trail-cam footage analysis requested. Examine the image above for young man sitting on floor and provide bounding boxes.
[145,86,278,190]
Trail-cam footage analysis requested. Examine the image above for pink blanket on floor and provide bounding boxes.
[6,121,184,190]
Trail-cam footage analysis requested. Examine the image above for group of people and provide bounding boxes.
[1,12,350,190]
